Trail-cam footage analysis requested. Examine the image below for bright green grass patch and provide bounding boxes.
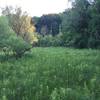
[0,47,100,100]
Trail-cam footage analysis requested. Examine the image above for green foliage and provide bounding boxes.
[60,0,100,48]
[32,14,62,36]
[7,35,31,57]
[37,34,63,47]
[2,6,37,45]
[0,16,12,48]
[61,31,77,47]
[61,0,90,48]
[0,47,100,100]
[88,0,100,48]
[0,16,31,58]
[31,0,100,48]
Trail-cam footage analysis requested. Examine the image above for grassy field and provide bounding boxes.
[0,47,100,100]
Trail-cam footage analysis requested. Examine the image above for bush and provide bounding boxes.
[61,32,76,47]
[7,35,31,58]
[36,34,63,47]
[62,32,89,48]
[0,16,32,58]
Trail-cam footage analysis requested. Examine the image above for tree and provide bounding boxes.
[88,0,100,48]
[32,14,62,36]
[61,0,91,48]
[2,6,37,44]
[0,16,31,58]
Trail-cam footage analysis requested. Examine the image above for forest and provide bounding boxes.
[32,0,100,48]
[0,0,100,100]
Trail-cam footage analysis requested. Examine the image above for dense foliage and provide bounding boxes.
[61,0,100,48]
[31,0,100,48]
[0,16,31,58]
[0,48,100,100]
[32,14,62,36]
[0,1,100,100]
[2,6,37,44]
[36,34,63,47]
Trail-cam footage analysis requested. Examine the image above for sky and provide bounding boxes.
[0,0,71,16]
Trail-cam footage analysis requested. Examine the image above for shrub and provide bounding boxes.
[61,32,77,47]
[36,34,63,47]
[0,16,32,58]
[7,35,31,58]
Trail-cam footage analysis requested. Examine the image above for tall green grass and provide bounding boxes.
[0,47,100,100]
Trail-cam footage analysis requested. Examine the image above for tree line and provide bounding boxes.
[32,0,100,48]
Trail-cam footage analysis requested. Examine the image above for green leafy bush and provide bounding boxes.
[0,16,31,58]
[7,35,31,57]
[37,34,63,47]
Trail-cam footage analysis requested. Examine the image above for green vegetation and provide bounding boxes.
[0,0,100,99]
[36,34,63,47]
[0,47,100,100]
[32,0,100,48]
[1,0,100,49]
[0,16,31,58]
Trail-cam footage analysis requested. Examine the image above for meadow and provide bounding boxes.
[0,47,100,100]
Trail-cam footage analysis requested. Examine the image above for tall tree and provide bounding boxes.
[32,14,62,36]
[88,0,100,48]
[2,6,37,44]
[61,0,90,48]
[0,16,31,57]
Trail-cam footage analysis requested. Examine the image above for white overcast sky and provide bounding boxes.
[0,0,71,16]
